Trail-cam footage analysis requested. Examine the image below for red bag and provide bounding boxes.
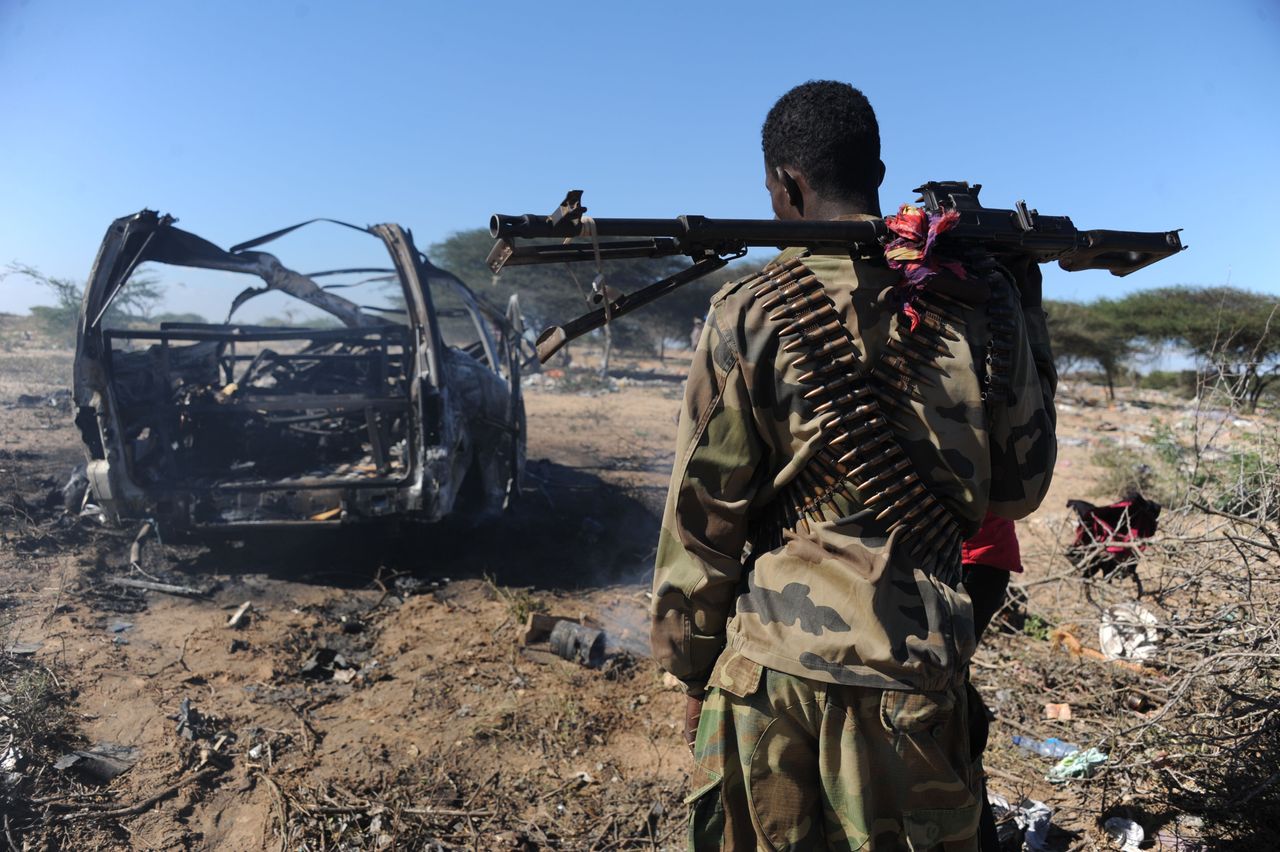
[1066,492,1161,578]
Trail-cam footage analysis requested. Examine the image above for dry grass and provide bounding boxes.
[978,390,1280,849]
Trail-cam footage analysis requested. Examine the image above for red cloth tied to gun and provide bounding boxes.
[962,512,1023,573]
[883,204,966,332]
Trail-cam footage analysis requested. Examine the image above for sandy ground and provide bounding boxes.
[1,315,1272,850]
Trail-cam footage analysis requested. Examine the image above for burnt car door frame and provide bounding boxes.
[74,212,523,531]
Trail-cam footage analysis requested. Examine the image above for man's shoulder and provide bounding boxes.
[710,248,817,309]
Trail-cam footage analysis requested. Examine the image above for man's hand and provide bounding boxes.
[684,695,704,754]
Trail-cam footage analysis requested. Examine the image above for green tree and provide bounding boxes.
[1114,286,1280,412]
[1044,298,1136,401]
[4,262,171,345]
[430,229,731,370]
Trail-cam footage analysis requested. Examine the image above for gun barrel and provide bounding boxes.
[490,212,888,250]
[490,214,685,240]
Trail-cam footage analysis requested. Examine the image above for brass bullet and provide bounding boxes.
[782,319,844,352]
[918,312,962,341]
[834,431,894,465]
[878,354,937,388]
[850,447,908,481]
[807,374,871,402]
[761,276,822,312]
[874,481,927,522]
[886,336,945,366]
[859,458,912,492]
[792,336,857,366]
[797,353,861,384]
[780,305,840,337]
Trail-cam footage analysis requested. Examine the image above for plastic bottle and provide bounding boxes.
[1011,735,1079,758]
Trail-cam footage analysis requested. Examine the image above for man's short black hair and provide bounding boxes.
[762,81,881,202]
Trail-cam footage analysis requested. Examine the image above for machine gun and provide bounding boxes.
[487,181,1185,362]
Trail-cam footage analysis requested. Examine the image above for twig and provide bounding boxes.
[539,772,590,801]
[992,715,1042,739]
[255,769,290,851]
[59,766,218,821]
[3,813,18,852]
[1191,500,1280,550]
[41,553,71,628]
[984,765,1031,786]
[108,576,205,597]
[288,703,318,755]
[462,769,500,809]
[401,806,494,818]
[147,630,193,676]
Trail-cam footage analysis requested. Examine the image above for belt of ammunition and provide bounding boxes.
[748,257,964,584]
[980,265,1017,405]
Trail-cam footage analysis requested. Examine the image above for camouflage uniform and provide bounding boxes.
[651,231,1057,850]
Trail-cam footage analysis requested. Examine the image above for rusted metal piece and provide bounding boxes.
[548,620,605,667]
[129,521,154,571]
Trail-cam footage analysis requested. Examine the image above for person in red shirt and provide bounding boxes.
[963,512,1022,852]
[963,511,1022,638]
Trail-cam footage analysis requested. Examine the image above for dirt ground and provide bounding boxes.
[0,315,1272,850]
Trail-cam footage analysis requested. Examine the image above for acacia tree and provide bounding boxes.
[1044,298,1136,401]
[1115,286,1280,412]
[4,262,169,345]
[430,229,725,371]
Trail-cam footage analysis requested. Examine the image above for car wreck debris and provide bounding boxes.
[548,620,605,667]
[73,211,525,534]
[53,743,139,784]
[226,601,253,629]
[128,521,153,570]
[520,613,607,668]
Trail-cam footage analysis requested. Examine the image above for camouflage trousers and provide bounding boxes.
[686,652,980,851]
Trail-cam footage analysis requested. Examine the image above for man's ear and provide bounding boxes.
[875,159,886,188]
[776,167,805,217]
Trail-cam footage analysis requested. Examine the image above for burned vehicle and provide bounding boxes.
[73,211,525,534]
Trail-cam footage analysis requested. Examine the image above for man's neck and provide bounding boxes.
[805,193,882,220]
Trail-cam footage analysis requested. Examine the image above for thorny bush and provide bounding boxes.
[1029,393,1280,848]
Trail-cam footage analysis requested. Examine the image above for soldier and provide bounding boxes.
[650,80,1057,850]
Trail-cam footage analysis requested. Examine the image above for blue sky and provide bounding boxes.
[1,0,1277,317]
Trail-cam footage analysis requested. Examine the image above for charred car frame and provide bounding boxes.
[73,211,525,534]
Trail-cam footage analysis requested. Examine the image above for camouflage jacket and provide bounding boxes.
[651,235,1057,696]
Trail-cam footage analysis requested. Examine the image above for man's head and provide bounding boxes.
[762,81,884,220]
